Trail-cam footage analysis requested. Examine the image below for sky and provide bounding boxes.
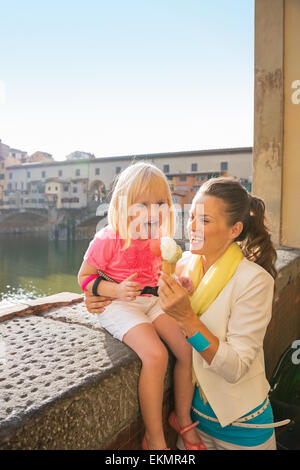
[0,0,254,161]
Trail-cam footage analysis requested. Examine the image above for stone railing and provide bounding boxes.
[0,247,299,450]
[0,293,176,449]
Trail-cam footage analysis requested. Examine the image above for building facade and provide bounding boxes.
[0,140,57,213]
[45,178,88,209]
[0,140,10,207]
[167,170,225,207]
[1,147,252,212]
[8,148,28,163]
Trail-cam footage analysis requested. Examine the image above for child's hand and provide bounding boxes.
[177,276,194,295]
[117,273,141,301]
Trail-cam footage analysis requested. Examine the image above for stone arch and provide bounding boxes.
[88,180,106,203]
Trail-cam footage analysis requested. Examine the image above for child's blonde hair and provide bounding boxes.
[108,161,175,250]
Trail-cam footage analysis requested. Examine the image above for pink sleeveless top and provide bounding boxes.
[83,225,162,289]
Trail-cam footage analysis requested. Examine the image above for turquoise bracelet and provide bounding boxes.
[187,331,211,352]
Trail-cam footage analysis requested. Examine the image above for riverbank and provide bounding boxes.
[0,235,89,307]
[0,212,49,234]
[0,206,107,239]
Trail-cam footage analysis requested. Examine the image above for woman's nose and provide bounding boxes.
[189,218,204,235]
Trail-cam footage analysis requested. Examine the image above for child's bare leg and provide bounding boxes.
[123,323,169,449]
[153,314,201,445]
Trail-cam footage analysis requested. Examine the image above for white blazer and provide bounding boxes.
[191,256,275,427]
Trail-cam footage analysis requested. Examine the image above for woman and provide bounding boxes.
[84,177,286,450]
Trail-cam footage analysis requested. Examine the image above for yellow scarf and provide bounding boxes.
[182,242,244,317]
[181,242,244,400]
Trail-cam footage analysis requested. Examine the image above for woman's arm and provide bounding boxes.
[84,290,114,314]
[158,272,219,365]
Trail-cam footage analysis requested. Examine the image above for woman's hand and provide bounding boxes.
[158,271,219,361]
[176,276,194,295]
[158,272,197,332]
[84,290,114,314]
[158,272,219,361]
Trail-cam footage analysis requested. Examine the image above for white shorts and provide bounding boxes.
[96,295,165,341]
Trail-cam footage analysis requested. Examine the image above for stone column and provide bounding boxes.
[254,0,300,249]
[253,0,284,247]
[281,0,300,248]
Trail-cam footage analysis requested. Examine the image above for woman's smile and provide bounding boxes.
[189,233,204,250]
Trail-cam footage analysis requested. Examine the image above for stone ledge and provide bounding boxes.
[0,294,174,449]
[0,292,84,323]
[265,247,300,379]
[275,247,300,297]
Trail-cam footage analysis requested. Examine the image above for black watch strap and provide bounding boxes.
[92,276,104,296]
[92,270,119,296]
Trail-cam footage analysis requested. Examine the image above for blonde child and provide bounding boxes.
[78,162,205,450]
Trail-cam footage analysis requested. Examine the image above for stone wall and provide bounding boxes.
[0,248,299,450]
[264,248,300,378]
[0,293,176,449]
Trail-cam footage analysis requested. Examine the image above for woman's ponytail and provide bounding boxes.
[239,195,277,280]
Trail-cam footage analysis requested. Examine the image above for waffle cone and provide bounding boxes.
[162,260,176,275]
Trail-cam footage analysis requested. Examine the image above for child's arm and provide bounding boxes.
[78,261,142,301]
[78,260,119,298]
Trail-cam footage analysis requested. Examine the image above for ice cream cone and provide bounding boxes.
[162,260,176,276]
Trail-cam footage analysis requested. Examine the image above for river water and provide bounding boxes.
[0,234,91,307]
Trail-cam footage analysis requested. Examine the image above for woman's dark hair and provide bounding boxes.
[198,177,277,280]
